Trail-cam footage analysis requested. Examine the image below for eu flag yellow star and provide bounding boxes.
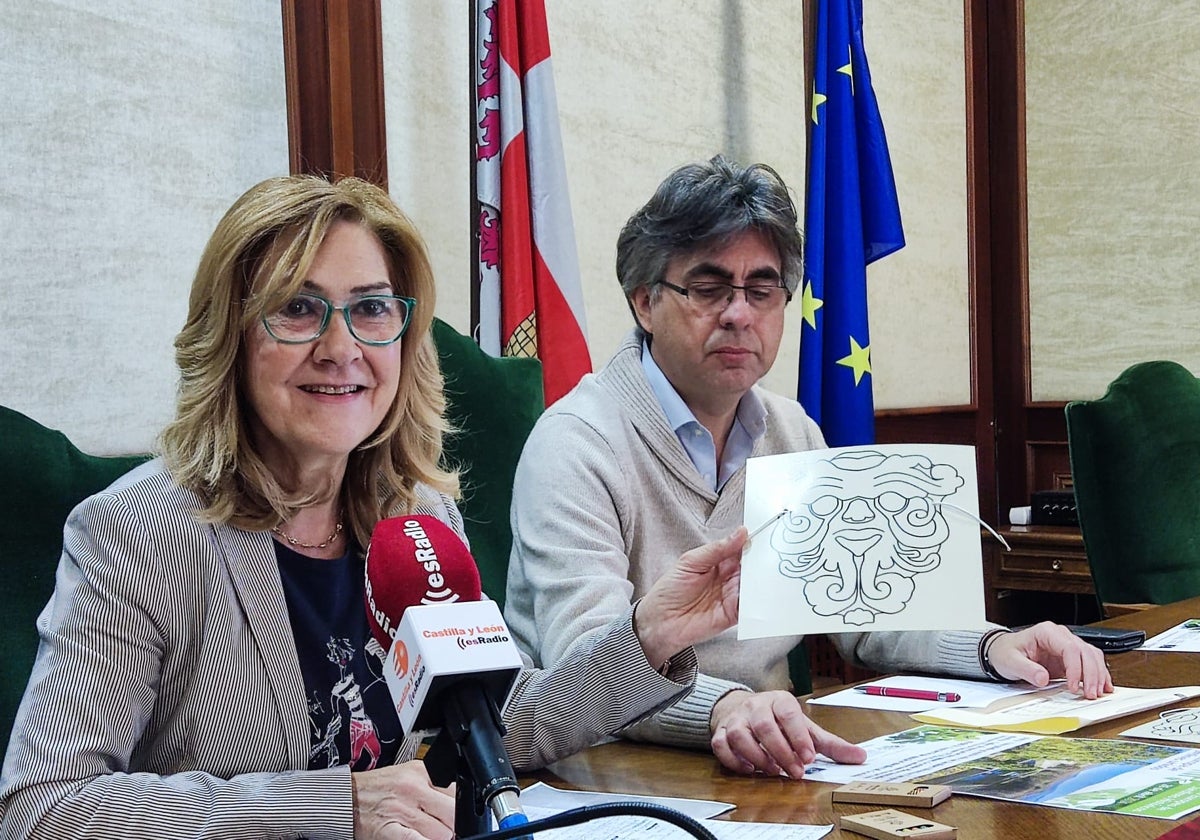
[801,281,824,330]
[837,45,854,95]
[811,91,827,125]
[836,336,871,386]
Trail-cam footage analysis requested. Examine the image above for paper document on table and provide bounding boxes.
[519,781,732,819]
[1143,620,1200,651]
[912,685,1200,734]
[739,444,989,640]
[808,676,1047,712]
[1123,708,1200,745]
[520,810,832,839]
[519,783,831,838]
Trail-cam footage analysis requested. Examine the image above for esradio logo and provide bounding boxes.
[392,639,410,679]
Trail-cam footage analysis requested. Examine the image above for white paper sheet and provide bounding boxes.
[518,782,832,839]
[1142,619,1200,651]
[1122,707,1200,744]
[519,781,733,819]
[739,444,990,639]
[808,675,1050,712]
[912,685,1200,734]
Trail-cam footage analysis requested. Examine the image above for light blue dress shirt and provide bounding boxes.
[641,340,767,491]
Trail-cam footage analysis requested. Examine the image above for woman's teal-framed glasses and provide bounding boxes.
[262,293,416,346]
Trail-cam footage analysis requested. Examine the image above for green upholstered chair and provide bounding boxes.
[0,406,149,754]
[1066,360,1200,616]
[430,319,544,607]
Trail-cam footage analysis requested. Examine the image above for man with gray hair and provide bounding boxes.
[504,155,1111,777]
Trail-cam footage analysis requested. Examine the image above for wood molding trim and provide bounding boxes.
[282,0,388,186]
[1027,439,1072,492]
[964,0,997,523]
[982,0,1032,518]
[876,3,1003,522]
[875,407,978,446]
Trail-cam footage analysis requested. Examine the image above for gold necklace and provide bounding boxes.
[271,519,344,549]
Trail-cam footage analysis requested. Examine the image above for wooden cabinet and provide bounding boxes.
[983,525,1101,627]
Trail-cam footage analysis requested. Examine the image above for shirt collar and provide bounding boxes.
[641,339,697,434]
[640,340,769,442]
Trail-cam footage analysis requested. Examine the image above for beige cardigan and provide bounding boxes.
[506,331,991,750]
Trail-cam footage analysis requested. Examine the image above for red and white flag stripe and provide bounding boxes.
[474,0,590,405]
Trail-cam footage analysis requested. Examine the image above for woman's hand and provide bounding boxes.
[353,761,455,840]
[633,527,747,669]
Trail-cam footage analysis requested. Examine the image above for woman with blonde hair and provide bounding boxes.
[0,175,747,840]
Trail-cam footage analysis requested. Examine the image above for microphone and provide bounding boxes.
[365,515,530,836]
[364,512,482,647]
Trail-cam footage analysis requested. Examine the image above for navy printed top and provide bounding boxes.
[275,541,403,771]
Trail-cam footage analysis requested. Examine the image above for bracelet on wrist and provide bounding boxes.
[979,628,1011,681]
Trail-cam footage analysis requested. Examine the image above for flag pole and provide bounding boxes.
[468,1,481,341]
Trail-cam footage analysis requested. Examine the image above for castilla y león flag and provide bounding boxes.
[474,0,591,406]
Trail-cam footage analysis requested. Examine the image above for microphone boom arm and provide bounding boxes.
[423,680,524,837]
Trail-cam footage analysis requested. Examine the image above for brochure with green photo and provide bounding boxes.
[804,725,1200,820]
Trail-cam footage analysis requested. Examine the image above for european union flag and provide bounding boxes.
[798,0,905,447]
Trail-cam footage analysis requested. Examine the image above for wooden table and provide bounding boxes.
[524,597,1200,838]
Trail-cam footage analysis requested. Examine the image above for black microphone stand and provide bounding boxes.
[423,680,524,838]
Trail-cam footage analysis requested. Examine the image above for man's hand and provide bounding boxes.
[353,761,455,840]
[634,528,746,669]
[986,621,1114,699]
[709,689,867,778]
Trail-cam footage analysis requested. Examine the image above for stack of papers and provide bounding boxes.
[911,685,1200,734]
[812,676,1200,735]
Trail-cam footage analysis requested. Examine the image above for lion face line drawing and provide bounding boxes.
[768,450,965,626]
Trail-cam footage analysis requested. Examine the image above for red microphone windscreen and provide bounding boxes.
[364,514,482,649]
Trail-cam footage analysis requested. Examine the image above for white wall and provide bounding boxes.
[1026,1,1200,399]
[0,0,288,455]
[865,2,971,410]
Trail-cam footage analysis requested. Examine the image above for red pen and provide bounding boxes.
[854,685,962,703]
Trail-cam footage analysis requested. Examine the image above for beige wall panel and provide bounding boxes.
[551,0,808,398]
[865,1,972,409]
[1026,2,1200,400]
[382,2,472,336]
[0,1,288,455]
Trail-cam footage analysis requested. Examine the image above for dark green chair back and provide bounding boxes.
[788,641,813,696]
[0,406,149,754]
[1066,360,1200,610]
[432,319,544,608]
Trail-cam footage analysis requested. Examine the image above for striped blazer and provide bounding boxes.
[0,460,696,840]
